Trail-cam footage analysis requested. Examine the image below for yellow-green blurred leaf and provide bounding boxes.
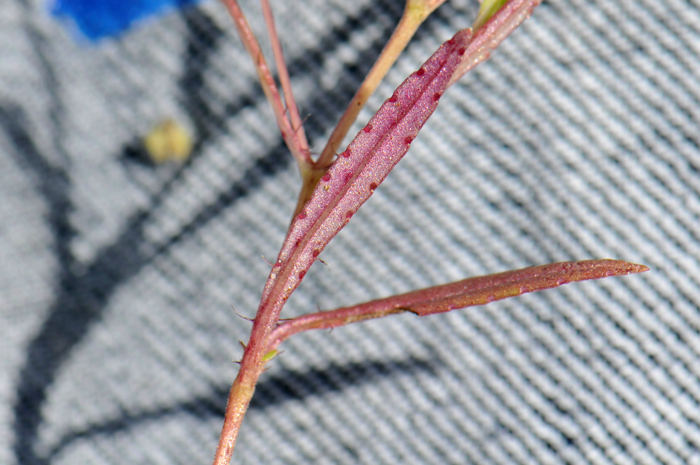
[473,0,509,31]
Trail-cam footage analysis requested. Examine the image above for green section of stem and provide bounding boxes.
[473,0,509,31]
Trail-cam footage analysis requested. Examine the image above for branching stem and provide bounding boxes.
[220,0,311,167]
[209,2,646,465]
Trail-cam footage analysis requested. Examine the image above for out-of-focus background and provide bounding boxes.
[2,0,700,463]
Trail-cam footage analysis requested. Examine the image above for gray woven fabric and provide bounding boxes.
[2,0,700,463]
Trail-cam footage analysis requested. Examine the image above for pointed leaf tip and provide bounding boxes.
[631,263,650,273]
[404,259,648,316]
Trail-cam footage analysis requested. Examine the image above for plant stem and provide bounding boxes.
[260,0,309,153]
[220,0,311,167]
[211,317,271,465]
[211,369,256,465]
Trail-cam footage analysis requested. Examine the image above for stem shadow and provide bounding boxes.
[45,355,441,460]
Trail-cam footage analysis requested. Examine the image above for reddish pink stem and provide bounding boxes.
[212,30,472,465]
[260,0,309,153]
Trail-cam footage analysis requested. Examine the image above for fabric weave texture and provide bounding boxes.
[2,0,700,464]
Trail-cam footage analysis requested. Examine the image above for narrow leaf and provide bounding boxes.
[258,29,472,321]
[268,260,649,347]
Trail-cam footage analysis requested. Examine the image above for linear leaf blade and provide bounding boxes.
[268,260,649,345]
[257,29,472,318]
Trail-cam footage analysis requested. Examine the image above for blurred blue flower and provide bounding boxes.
[51,0,202,41]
